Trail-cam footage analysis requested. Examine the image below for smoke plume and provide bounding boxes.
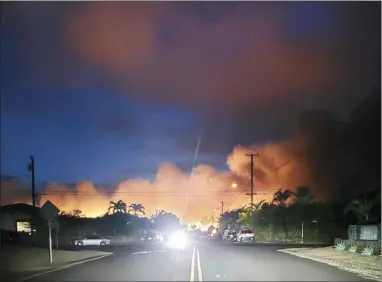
[1,141,307,223]
[2,94,379,224]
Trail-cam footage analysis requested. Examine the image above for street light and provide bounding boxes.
[231,182,237,189]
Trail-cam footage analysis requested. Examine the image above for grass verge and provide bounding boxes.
[278,246,381,281]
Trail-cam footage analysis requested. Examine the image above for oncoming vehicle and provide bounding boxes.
[72,235,111,246]
[140,229,163,243]
[166,230,189,249]
[236,229,255,243]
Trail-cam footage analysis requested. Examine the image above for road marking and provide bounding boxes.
[190,245,196,281]
[172,250,181,281]
[132,250,167,255]
[196,247,203,281]
[190,246,203,282]
[18,253,113,281]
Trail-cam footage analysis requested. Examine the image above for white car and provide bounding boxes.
[72,235,111,246]
[236,229,255,243]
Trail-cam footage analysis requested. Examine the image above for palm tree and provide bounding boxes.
[129,203,146,216]
[151,209,165,219]
[272,190,294,238]
[237,211,252,229]
[292,186,314,204]
[272,189,293,207]
[108,200,127,214]
[244,200,265,211]
[344,193,380,223]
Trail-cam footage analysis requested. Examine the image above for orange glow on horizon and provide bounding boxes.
[2,142,308,224]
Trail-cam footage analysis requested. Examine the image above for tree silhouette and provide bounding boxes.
[272,189,293,207]
[59,209,83,218]
[243,200,265,211]
[128,203,145,216]
[344,193,380,223]
[292,186,314,204]
[108,200,127,214]
[72,209,83,218]
[151,210,180,231]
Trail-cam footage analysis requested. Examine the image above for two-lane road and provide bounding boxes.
[25,242,371,281]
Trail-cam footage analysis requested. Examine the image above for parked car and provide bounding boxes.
[72,235,111,246]
[236,229,255,243]
[222,230,236,241]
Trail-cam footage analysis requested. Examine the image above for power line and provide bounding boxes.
[261,159,293,177]
[36,159,294,210]
[38,187,280,195]
[38,190,277,196]
[226,159,294,210]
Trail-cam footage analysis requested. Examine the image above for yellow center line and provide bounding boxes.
[190,245,196,281]
[196,247,203,281]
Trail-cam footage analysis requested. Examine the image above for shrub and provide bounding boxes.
[334,241,347,251]
[348,245,357,253]
[362,246,374,256]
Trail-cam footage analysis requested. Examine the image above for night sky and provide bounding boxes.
[1,2,380,221]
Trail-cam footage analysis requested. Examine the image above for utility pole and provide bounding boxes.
[28,155,36,207]
[27,155,37,240]
[246,152,259,211]
[220,201,224,215]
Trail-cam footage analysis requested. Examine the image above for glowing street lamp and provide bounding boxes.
[231,182,237,189]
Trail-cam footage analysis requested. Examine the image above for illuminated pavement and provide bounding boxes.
[22,242,371,281]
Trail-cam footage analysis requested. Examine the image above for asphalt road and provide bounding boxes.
[23,242,371,281]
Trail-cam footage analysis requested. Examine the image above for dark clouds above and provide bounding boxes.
[5,3,380,101]
[1,1,380,182]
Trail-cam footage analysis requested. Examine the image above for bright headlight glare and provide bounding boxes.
[167,231,187,249]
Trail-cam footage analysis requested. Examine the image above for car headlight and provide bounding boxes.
[167,230,187,249]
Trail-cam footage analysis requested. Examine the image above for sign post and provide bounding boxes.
[52,220,60,249]
[48,221,53,263]
[40,201,60,264]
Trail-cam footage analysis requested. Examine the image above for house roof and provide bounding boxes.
[0,203,40,216]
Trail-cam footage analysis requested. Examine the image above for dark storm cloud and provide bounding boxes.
[2,1,380,154]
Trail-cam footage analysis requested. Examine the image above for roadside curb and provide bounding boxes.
[32,252,114,271]
[18,252,113,281]
[278,248,380,281]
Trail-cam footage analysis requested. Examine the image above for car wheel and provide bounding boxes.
[100,241,106,246]
[77,241,83,246]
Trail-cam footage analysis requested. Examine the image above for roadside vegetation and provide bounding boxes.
[218,187,381,244]
[30,203,182,246]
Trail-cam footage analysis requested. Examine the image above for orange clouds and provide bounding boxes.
[64,2,342,110]
[39,162,241,223]
[227,141,308,193]
[66,2,165,74]
[1,141,310,224]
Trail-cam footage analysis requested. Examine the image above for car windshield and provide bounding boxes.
[241,230,253,234]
